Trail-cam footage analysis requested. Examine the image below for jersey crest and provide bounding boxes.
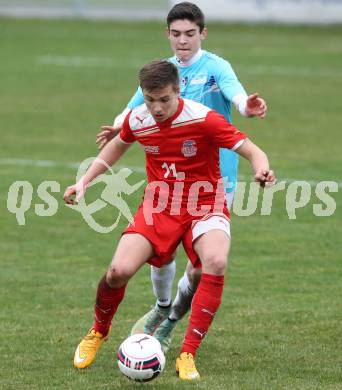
[181,140,197,157]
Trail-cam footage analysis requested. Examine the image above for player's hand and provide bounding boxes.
[63,179,87,205]
[254,169,276,187]
[246,93,267,118]
[96,125,120,149]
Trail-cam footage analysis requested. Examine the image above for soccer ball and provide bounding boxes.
[117,333,165,382]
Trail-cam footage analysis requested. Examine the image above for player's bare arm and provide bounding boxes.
[64,135,131,204]
[235,138,275,186]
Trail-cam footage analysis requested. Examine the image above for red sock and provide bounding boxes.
[93,274,126,336]
[181,273,224,357]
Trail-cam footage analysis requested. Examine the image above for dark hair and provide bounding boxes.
[139,60,179,92]
[167,2,205,32]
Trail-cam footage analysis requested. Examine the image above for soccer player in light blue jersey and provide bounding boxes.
[96,2,267,353]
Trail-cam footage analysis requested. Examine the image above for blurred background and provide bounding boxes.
[1,0,342,23]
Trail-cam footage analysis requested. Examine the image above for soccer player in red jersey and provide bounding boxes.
[64,60,275,380]
[97,2,268,353]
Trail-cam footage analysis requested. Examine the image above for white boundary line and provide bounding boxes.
[1,158,341,189]
[35,55,342,78]
[36,55,141,69]
[0,157,146,173]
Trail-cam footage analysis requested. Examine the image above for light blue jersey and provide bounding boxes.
[127,50,247,193]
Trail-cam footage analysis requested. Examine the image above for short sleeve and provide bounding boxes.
[205,110,247,150]
[119,111,135,144]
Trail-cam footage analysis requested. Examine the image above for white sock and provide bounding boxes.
[169,272,195,321]
[151,261,176,307]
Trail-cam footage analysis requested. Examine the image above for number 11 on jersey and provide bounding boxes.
[161,162,177,178]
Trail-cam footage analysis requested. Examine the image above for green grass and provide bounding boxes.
[0,18,342,389]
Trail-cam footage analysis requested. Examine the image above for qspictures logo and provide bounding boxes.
[5,157,339,234]
[6,157,145,234]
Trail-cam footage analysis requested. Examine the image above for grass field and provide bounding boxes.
[1,18,342,389]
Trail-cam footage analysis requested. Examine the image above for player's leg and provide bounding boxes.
[130,257,176,336]
[153,262,201,352]
[177,222,230,380]
[134,190,235,350]
[74,233,154,369]
[170,261,201,320]
[159,173,235,341]
[129,209,189,340]
[130,256,200,351]
[151,260,176,308]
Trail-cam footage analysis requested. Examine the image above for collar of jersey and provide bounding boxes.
[156,98,184,127]
[175,49,203,68]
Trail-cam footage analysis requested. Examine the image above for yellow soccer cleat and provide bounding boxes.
[73,328,109,369]
[175,352,200,381]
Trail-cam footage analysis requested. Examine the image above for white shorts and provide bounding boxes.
[192,213,231,242]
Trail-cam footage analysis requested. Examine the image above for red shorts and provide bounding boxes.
[123,204,230,268]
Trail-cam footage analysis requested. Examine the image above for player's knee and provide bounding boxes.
[186,267,201,290]
[203,254,227,275]
[106,266,131,288]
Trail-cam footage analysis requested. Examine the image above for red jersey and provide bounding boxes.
[120,98,246,218]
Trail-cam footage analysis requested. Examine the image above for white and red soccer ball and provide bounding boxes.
[117,334,165,382]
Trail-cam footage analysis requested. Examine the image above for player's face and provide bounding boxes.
[167,19,207,63]
[143,84,179,123]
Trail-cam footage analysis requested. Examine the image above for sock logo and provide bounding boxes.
[94,314,105,324]
[201,308,215,317]
[95,305,111,314]
[193,328,206,339]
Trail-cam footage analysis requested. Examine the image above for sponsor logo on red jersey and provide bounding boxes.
[143,145,160,154]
